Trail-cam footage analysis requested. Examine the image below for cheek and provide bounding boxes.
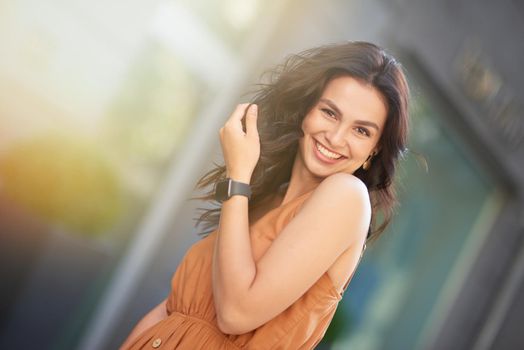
[301,116,313,132]
[302,114,324,134]
[349,140,374,159]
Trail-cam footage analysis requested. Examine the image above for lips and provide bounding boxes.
[312,139,346,164]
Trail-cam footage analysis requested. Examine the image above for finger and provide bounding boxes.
[245,104,258,137]
[227,103,250,125]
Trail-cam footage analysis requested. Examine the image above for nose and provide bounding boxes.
[325,126,347,149]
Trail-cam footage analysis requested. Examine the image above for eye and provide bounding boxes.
[355,126,371,137]
[321,108,336,119]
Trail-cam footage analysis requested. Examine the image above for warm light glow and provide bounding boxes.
[222,0,260,31]
[0,134,123,235]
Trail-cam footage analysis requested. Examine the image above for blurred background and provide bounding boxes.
[1,0,523,349]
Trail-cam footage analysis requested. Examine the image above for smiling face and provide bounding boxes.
[295,75,388,183]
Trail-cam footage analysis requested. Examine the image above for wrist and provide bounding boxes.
[226,172,251,184]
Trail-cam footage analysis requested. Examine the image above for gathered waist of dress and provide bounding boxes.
[169,310,242,349]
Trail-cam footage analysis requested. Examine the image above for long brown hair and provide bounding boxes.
[192,41,410,243]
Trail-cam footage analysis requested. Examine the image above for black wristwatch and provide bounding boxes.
[214,178,252,202]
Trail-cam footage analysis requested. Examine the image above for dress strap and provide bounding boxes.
[341,243,367,294]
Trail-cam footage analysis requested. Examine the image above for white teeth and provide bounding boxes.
[316,141,343,159]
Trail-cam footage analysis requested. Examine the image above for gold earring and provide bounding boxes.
[362,152,375,170]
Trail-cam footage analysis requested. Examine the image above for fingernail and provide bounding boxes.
[250,104,257,113]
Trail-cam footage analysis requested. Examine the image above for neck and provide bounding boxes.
[280,153,321,205]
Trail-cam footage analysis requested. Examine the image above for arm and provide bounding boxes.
[213,173,370,335]
[119,298,168,349]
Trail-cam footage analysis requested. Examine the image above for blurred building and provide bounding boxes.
[0,0,522,349]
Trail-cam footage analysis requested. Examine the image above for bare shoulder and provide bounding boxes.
[319,172,369,193]
[297,173,372,244]
[308,173,371,213]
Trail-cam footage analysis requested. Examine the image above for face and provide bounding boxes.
[296,75,387,181]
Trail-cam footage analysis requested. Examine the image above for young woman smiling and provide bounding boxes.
[121,41,410,350]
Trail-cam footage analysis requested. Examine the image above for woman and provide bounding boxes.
[120,41,410,349]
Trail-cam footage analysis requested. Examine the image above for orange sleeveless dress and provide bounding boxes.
[124,189,355,350]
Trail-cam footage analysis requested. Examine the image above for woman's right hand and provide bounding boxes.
[219,103,260,183]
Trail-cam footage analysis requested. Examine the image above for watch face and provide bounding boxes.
[214,179,230,202]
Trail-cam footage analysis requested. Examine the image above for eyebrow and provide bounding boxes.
[319,98,381,131]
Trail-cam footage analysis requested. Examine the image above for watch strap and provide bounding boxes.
[229,178,251,199]
[214,178,252,202]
